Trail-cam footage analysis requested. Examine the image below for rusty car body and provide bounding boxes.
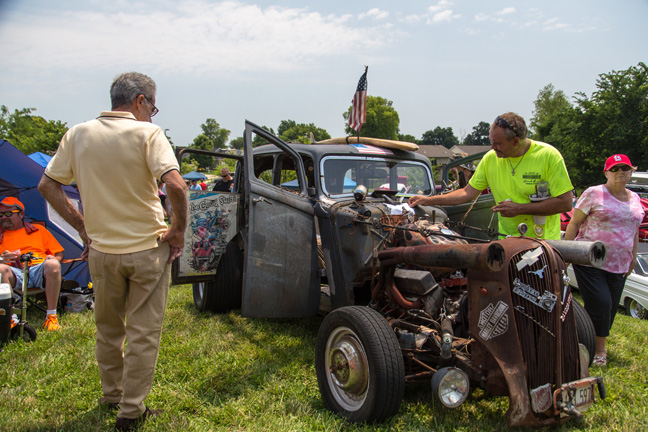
[173,121,605,427]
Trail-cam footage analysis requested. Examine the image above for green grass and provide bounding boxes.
[1,285,647,431]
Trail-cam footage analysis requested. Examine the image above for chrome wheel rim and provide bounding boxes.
[629,299,646,319]
[325,326,369,412]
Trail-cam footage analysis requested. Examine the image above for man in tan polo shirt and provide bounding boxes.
[38,72,188,431]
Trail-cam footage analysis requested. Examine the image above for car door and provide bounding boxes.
[241,121,320,318]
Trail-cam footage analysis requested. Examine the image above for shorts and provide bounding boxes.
[10,263,46,290]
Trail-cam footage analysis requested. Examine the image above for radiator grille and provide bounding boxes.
[508,246,580,390]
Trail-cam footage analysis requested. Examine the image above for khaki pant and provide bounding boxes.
[89,242,170,419]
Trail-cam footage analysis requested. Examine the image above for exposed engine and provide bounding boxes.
[324,193,607,427]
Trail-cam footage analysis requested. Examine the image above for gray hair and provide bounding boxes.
[492,112,528,140]
[110,72,156,109]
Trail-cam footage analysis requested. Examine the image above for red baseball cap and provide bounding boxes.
[0,196,24,211]
[604,154,635,172]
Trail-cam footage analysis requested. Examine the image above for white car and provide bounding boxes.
[566,253,648,319]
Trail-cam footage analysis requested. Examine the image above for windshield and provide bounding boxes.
[321,156,433,197]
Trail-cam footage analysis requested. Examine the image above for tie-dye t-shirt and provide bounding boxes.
[574,185,645,274]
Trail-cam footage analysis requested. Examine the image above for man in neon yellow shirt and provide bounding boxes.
[409,112,573,239]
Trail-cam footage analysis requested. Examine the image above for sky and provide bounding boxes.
[0,0,646,147]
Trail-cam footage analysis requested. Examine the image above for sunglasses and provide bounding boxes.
[494,116,518,137]
[0,210,20,217]
[143,95,159,117]
[608,165,632,172]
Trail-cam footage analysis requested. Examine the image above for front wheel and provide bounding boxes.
[315,306,404,423]
[625,297,647,319]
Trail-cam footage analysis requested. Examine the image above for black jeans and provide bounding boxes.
[573,264,626,338]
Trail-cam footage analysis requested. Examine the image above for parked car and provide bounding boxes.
[567,254,648,319]
[627,171,648,198]
[173,121,605,427]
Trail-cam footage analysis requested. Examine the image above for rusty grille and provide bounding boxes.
[508,246,580,390]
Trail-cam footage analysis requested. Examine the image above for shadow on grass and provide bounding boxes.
[179,298,520,430]
[173,301,322,403]
[17,404,119,432]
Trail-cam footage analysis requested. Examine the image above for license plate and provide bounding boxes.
[553,377,597,416]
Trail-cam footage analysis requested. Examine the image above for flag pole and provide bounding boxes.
[357,66,368,141]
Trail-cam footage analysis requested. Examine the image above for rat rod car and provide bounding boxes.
[173,121,606,427]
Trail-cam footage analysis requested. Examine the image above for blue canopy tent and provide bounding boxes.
[28,152,53,168]
[0,140,90,287]
[182,171,207,181]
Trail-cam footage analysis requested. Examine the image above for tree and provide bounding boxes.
[0,105,68,155]
[229,137,243,150]
[398,133,418,144]
[200,118,230,149]
[420,126,459,149]
[529,84,573,141]
[343,96,400,140]
[188,134,214,170]
[252,126,276,148]
[547,63,648,189]
[462,121,490,146]
[277,120,330,143]
[188,119,231,170]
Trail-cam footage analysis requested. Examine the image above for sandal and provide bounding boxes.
[593,355,607,367]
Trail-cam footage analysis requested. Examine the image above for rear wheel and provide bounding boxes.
[573,300,595,366]
[315,306,404,423]
[192,241,243,313]
[625,297,647,319]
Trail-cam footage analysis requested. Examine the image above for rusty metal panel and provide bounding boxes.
[241,122,320,318]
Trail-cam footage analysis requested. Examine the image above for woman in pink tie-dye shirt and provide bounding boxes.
[564,154,645,367]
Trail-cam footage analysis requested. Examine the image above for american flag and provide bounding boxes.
[348,68,368,132]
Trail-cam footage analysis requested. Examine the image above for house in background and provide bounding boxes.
[449,145,491,157]
[415,145,454,166]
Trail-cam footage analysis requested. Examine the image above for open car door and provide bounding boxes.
[171,148,243,287]
[241,121,320,318]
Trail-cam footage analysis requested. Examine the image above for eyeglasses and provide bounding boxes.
[0,210,19,217]
[608,165,632,172]
[143,95,159,117]
[494,116,518,137]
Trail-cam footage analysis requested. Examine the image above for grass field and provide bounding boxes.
[1,284,647,431]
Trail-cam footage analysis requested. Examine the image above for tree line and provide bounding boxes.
[1,62,646,189]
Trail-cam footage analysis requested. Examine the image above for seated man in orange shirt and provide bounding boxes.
[0,197,64,331]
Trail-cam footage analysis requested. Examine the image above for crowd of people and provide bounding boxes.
[1,74,643,429]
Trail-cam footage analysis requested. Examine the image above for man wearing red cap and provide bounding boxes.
[0,196,64,331]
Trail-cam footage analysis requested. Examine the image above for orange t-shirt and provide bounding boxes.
[0,226,64,266]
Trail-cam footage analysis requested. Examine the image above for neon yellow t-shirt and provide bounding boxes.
[468,140,573,239]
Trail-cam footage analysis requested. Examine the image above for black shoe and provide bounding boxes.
[99,397,119,411]
[115,407,162,431]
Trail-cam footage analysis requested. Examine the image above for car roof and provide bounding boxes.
[252,142,431,164]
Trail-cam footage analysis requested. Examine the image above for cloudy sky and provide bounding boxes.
[0,0,646,146]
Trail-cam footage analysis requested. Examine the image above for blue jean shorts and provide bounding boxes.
[10,263,46,289]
